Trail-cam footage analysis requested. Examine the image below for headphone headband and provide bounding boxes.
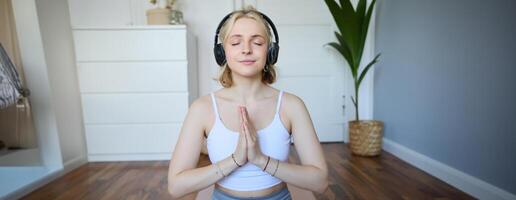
[214,11,279,48]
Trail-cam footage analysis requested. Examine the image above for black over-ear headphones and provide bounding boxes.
[213,11,280,66]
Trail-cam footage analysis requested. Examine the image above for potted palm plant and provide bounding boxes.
[324,0,383,156]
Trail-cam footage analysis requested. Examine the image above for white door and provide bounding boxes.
[242,0,350,142]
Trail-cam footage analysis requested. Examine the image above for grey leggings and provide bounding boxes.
[212,187,292,200]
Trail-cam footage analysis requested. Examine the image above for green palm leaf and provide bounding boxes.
[334,32,356,76]
[358,0,377,63]
[325,0,358,55]
[358,53,380,86]
[327,42,355,76]
[355,0,367,64]
[324,0,381,121]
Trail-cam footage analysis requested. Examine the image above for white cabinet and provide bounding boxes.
[72,26,197,161]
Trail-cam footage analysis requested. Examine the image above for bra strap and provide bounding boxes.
[276,90,283,114]
[210,93,220,120]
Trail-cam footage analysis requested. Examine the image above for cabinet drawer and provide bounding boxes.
[85,123,181,154]
[73,29,187,61]
[82,93,189,124]
[78,61,188,93]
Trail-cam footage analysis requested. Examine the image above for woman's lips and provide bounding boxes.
[240,60,256,65]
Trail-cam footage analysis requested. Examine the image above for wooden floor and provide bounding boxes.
[22,143,474,200]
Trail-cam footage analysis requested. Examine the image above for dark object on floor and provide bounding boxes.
[7,146,23,150]
[0,140,5,150]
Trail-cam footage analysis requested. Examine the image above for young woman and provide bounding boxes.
[168,7,328,200]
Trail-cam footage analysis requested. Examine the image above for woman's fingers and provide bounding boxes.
[242,107,249,124]
[243,122,248,136]
[238,107,242,124]
[241,122,247,147]
[241,119,246,139]
[242,108,255,135]
[240,107,256,142]
[241,107,249,132]
[244,122,257,144]
[239,107,245,133]
[244,108,249,122]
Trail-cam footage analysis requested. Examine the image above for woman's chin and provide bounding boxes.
[228,62,265,77]
[233,69,262,78]
[237,63,258,68]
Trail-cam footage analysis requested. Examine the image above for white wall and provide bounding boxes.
[35,0,87,171]
[177,0,236,95]
[10,0,63,170]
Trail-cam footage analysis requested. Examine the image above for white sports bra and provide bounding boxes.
[206,90,292,191]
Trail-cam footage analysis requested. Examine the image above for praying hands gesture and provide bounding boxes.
[232,106,268,167]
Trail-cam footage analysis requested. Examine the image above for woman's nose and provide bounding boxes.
[242,43,252,54]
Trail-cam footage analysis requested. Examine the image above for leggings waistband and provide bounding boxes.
[212,187,292,200]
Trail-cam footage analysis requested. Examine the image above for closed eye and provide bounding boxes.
[230,42,263,46]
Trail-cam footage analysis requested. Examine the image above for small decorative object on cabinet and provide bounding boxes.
[146,0,183,25]
[146,8,171,25]
[167,0,183,25]
[147,0,170,25]
[72,25,197,161]
[168,9,183,25]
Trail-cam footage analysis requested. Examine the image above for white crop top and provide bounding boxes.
[206,90,292,191]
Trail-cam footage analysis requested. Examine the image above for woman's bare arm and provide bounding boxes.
[255,93,329,194]
[167,97,239,199]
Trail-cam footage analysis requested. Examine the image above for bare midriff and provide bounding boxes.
[215,182,287,198]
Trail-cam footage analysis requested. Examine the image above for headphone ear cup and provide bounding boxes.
[214,44,226,66]
[267,43,279,65]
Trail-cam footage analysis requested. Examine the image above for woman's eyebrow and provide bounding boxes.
[229,34,265,39]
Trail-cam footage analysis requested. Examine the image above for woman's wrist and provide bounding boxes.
[214,155,240,179]
[254,155,270,170]
[231,153,243,167]
[260,157,280,176]
[225,155,240,171]
[214,162,226,178]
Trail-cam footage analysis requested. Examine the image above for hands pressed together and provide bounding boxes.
[232,106,267,167]
[213,106,281,179]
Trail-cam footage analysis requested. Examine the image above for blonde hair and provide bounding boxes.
[214,6,277,88]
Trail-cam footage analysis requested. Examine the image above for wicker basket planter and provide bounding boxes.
[348,120,384,156]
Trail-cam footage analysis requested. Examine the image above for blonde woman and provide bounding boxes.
[168,7,328,200]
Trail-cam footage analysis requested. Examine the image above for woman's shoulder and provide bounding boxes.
[277,91,308,133]
[189,94,213,111]
[281,91,305,109]
[187,94,215,122]
[186,94,215,131]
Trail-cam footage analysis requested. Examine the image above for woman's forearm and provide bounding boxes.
[256,156,328,194]
[168,155,239,199]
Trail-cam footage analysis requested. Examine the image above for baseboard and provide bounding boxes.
[382,138,516,200]
[63,155,87,175]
